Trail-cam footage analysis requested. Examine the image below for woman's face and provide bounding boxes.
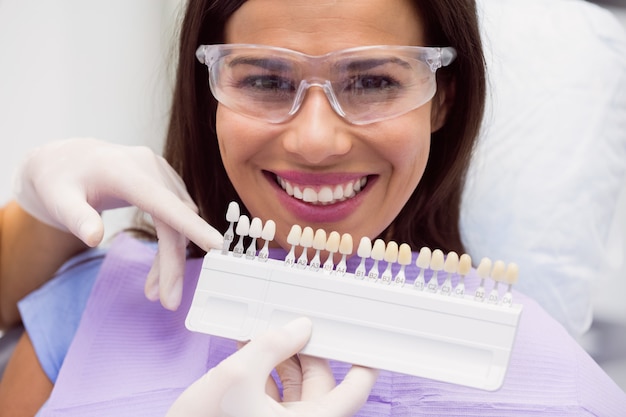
[217,0,438,250]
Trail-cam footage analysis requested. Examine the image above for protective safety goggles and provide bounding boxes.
[196,44,456,125]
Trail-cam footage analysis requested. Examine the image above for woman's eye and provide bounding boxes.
[348,75,397,92]
[242,75,294,92]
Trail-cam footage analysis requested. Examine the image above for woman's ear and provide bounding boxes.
[431,78,456,133]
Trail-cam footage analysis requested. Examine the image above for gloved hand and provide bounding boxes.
[13,138,224,310]
[166,317,379,417]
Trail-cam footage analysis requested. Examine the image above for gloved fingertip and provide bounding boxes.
[282,317,313,342]
[144,264,161,302]
[205,229,225,251]
[145,280,160,302]
[77,219,104,247]
[162,278,183,311]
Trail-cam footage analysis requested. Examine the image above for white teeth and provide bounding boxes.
[302,188,317,203]
[318,187,334,203]
[284,181,293,196]
[277,175,368,205]
[333,185,343,200]
[344,182,355,198]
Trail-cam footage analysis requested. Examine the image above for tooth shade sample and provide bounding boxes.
[312,229,327,251]
[505,263,520,285]
[443,251,459,273]
[339,233,353,255]
[287,225,303,245]
[357,237,372,258]
[416,247,432,269]
[398,243,412,266]
[384,241,399,263]
[491,260,506,282]
[325,231,341,253]
[248,217,263,239]
[261,220,276,241]
[371,239,386,261]
[458,253,472,276]
[299,226,314,248]
[477,257,493,279]
[226,201,240,222]
[429,249,445,271]
[235,215,250,236]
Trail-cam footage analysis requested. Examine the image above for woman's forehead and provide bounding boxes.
[224,0,425,54]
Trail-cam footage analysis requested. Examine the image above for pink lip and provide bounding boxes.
[263,170,375,224]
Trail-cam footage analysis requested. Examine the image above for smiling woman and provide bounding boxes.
[174,0,479,257]
[1,0,625,416]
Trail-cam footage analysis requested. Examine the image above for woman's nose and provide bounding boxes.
[281,88,352,164]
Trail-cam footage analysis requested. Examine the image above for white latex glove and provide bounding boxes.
[13,137,224,310]
[166,317,379,417]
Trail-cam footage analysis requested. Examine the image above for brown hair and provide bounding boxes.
[164,0,485,257]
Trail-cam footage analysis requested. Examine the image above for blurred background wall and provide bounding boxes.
[0,0,182,201]
[0,0,184,241]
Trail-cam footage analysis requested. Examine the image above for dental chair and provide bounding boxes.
[463,0,626,337]
[0,326,23,376]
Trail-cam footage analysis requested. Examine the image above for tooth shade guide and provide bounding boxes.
[192,245,524,390]
[221,213,499,298]
[216,204,521,310]
[208,218,520,298]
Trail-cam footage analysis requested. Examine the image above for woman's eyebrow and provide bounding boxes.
[342,57,411,71]
[228,56,293,71]
[227,55,412,72]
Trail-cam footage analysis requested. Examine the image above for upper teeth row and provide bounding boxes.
[277,176,368,205]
